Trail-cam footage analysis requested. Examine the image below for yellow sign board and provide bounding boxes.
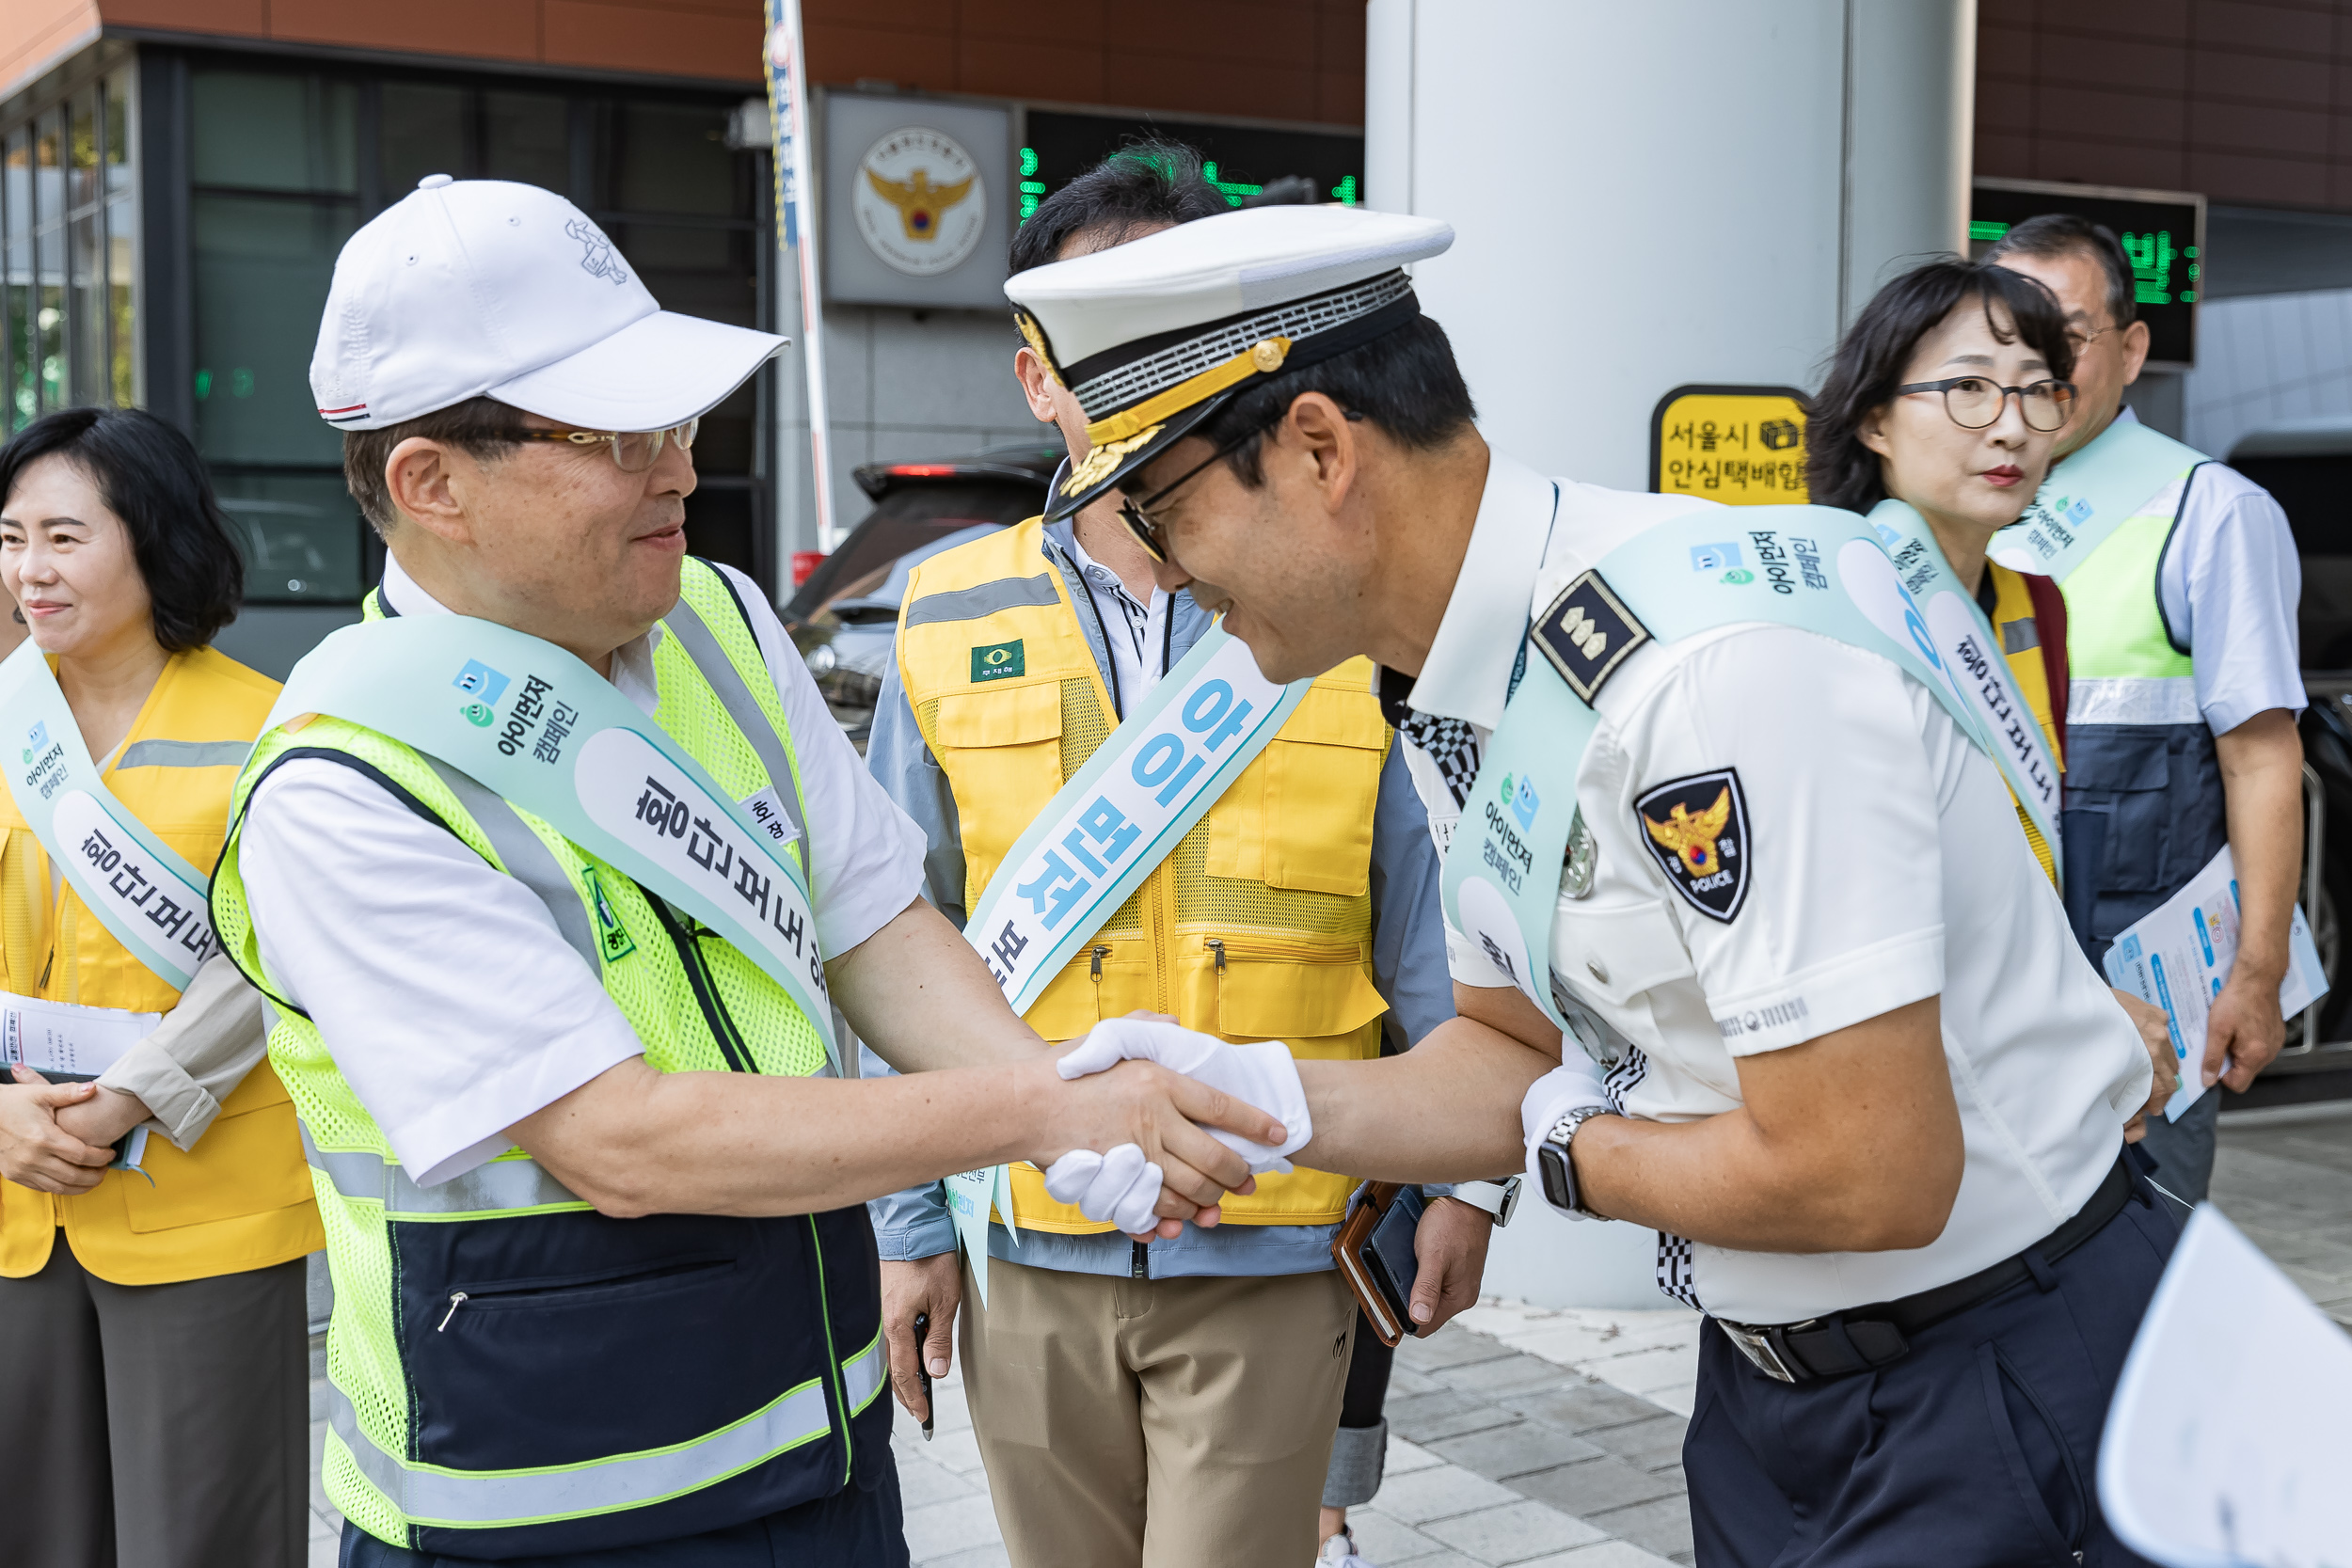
[1650,385,1809,505]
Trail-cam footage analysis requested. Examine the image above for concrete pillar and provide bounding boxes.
[1365,0,1974,1307]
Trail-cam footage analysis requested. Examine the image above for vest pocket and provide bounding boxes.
[2065,725,2179,896]
[120,1095,315,1232]
[933,685,1065,898]
[1209,683,1389,896]
[1209,938,1389,1044]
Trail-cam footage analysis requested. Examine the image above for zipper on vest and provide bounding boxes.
[1130,1239,1148,1279]
[1207,938,1227,973]
[643,890,756,1073]
[437,1292,469,1331]
[1090,944,1109,979]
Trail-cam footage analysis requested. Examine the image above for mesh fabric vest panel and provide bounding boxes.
[2055,479,2226,958]
[207,560,882,1558]
[898,518,1391,1233]
[0,646,320,1284]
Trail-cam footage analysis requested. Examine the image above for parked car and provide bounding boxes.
[783,444,1058,746]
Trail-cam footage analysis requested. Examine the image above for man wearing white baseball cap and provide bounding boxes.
[206,176,1288,1566]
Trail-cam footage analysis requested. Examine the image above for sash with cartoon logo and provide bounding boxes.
[1868,499,2063,875]
[1990,418,2206,583]
[263,614,838,1070]
[1440,499,1994,1037]
[0,641,220,990]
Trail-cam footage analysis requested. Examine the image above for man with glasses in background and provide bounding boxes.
[1990,215,2307,1203]
[210,175,1286,1568]
[864,146,1492,1568]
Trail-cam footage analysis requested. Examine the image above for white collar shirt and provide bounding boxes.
[1395,452,2152,1323]
[235,556,925,1186]
[1066,530,1171,717]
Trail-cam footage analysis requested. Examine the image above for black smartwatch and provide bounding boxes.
[1534,1105,1610,1218]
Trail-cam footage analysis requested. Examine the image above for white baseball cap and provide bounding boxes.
[310,175,787,433]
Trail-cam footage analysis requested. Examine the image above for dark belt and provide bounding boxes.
[1714,1153,2139,1384]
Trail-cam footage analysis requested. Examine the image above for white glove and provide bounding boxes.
[1041,1143,1164,1235]
[1056,1016,1311,1175]
[1520,1061,1613,1223]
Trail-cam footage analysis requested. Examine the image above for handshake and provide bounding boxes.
[1035,1015,1314,1237]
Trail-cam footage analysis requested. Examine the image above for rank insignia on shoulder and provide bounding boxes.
[1635,768,1749,923]
[1534,571,1650,703]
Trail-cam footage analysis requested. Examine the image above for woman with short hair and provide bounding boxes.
[0,406,321,1568]
[1808,258,2079,885]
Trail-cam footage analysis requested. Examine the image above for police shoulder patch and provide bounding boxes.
[1534,571,1650,703]
[1634,768,1749,923]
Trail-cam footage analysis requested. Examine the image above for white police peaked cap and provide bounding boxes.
[1004,204,1454,520]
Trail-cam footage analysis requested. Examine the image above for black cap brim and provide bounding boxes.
[1041,390,1233,523]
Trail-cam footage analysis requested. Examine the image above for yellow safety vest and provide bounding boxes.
[1984,560,2068,887]
[0,646,321,1285]
[899,518,1394,1231]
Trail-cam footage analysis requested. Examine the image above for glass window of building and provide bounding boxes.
[0,66,136,433]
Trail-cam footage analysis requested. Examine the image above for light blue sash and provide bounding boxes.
[269,615,838,1070]
[949,624,1311,1303]
[1440,501,1990,1036]
[0,642,218,990]
[1868,499,2063,868]
[1991,419,2206,582]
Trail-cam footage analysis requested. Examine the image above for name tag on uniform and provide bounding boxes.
[0,991,161,1081]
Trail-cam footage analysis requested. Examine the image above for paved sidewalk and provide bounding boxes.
[303,1101,2352,1567]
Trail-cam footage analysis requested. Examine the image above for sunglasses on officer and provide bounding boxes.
[1115,409,1365,564]
[514,418,701,473]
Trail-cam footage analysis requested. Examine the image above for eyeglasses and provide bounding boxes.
[1111,409,1363,563]
[515,418,700,473]
[1895,376,2075,433]
[2064,323,2121,354]
[1114,420,1274,564]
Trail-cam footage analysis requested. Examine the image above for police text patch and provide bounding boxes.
[1534,572,1650,703]
[970,640,1025,683]
[1636,768,1749,922]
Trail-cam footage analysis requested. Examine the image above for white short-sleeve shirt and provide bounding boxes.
[1396,454,2153,1324]
[238,556,927,1187]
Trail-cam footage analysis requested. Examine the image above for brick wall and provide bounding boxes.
[1978,0,2352,210]
[803,0,1364,126]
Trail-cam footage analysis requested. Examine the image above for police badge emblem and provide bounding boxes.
[1636,768,1749,922]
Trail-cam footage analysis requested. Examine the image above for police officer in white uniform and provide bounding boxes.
[1015,205,2178,1565]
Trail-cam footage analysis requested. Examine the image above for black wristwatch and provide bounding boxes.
[1534,1105,1611,1218]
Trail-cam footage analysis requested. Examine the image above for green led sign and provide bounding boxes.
[1971,179,2204,368]
[1019,111,1364,228]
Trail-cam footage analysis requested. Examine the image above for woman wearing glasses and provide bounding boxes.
[1807,259,2081,886]
[1809,261,2180,1133]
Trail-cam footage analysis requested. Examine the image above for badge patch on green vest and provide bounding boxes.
[582,864,635,962]
[1636,768,1749,923]
[971,640,1025,683]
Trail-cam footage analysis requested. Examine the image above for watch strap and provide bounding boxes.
[1448,1178,1522,1227]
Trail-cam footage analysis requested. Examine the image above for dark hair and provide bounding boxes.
[1805,259,2076,515]
[342,396,531,537]
[1009,139,1232,276]
[0,407,246,653]
[1188,312,1479,485]
[1984,213,2137,332]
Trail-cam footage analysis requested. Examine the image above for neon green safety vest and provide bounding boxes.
[210,559,888,1559]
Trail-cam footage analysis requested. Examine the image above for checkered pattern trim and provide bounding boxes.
[1070,271,1415,420]
[1397,712,1483,808]
[1601,1044,1647,1113]
[1656,1234,1702,1309]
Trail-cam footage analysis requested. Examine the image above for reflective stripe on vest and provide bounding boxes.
[119,738,252,769]
[2068,676,2201,726]
[661,590,809,860]
[420,756,602,974]
[324,1376,834,1527]
[300,1127,584,1216]
[901,573,1061,629]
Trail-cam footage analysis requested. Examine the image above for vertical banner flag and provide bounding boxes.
[764,0,839,549]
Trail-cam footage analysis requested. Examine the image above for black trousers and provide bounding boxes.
[1686,1174,2180,1567]
[0,1243,310,1568]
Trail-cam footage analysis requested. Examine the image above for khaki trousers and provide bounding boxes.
[960,1255,1356,1568]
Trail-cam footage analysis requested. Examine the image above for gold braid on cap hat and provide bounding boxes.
[1083,337,1290,449]
[1013,310,1063,387]
[1061,427,1164,496]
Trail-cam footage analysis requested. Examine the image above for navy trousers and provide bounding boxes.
[339,1461,909,1568]
[1685,1172,2179,1567]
